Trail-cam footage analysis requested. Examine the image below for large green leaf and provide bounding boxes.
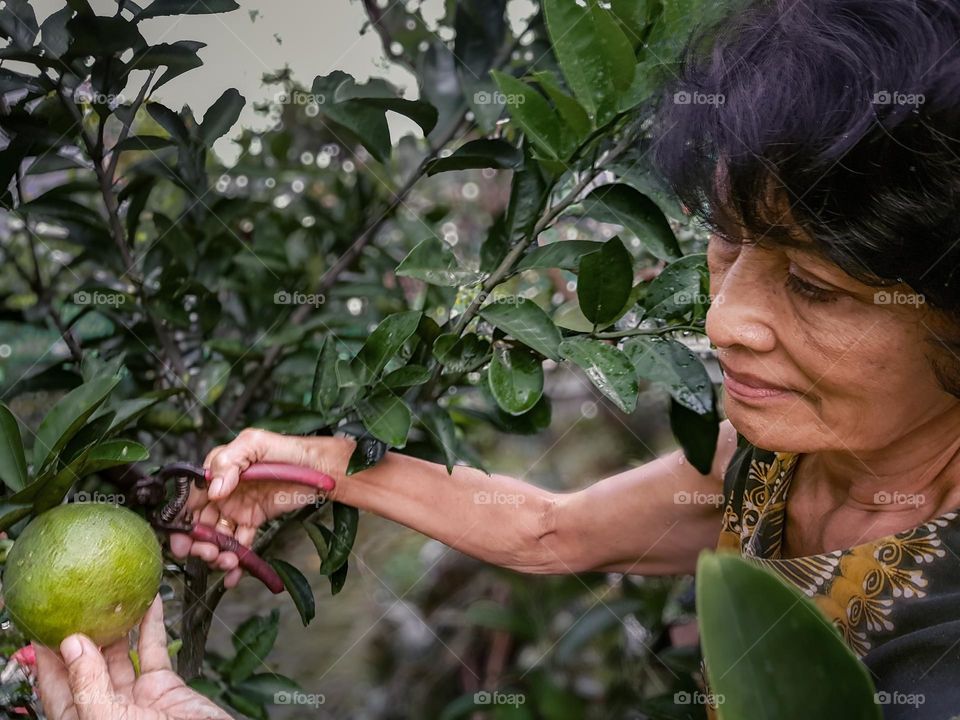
[81,439,150,475]
[697,553,880,720]
[515,240,602,272]
[358,389,412,448]
[227,610,279,685]
[32,376,120,475]
[559,338,638,413]
[543,0,635,125]
[199,88,245,146]
[421,407,459,473]
[396,237,482,286]
[488,347,544,416]
[670,396,719,475]
[269,559,315,626]
[643,253,709,320]
[490,71,564,161]
[581,184,682,261]
[576,236,634,326]
[0,405,27,492]
[351,311,422,385]
[0,0,38,50]
[622,336,713,414]
[128,41,205,90]
[433,333,491,373]
[479,298,562,361]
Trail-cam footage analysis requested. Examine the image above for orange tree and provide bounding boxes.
[0,1,880,718]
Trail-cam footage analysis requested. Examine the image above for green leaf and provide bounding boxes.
[311,337,339,414]
[479,298,562,361]
[233,674,301,706]
[358,389,412,448]
[0,503,32,533]
[382,365,431,389]
[543,0,634,125]
[38,6,72,56]
[187,678,222,700]
[576,236,634,326]
[224,691,266,720]
[427,139,524,175]
[490,71,564,161]
[199,88,245,146]
[396,237,482,286]
[0,405,27,492]
[66,14,144,56]
[32,376,120,475]
[145,102,190,145]
[129,41,204,90]
[559,338,638,414]
[0,0,39,50]
[581,184,682,261]
[227,610,279,685]
[344,435,387,475]
[33,446,94,512]
[350,311,422,385]
[488,347,544,415]
[697,553,881,720]
[622,336,714,415]
[531,71,592,143]
[433,333,492,374]
[670,396,719,475]
[643,253,708,320]
[515,240,602,272]
[82,439,149,475]
[421,407,459,473]
[137,0,239,20]
[305,502,358,582]
[488,393,552,435]
[269,559,315,626]
[505,145,553,243]
[352,97,438,136]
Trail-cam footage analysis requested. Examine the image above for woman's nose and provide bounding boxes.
[705,259,778,354]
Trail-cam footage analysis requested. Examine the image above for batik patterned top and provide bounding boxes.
[706,437,960,719]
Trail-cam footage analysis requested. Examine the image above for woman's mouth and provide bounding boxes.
[720,364,795,403]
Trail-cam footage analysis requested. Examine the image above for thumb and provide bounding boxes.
[61,634,119,720]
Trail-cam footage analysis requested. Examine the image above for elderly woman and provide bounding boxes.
[36,0,960,717]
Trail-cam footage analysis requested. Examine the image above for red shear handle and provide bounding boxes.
[195,462,336,593]
[203,462,336,493]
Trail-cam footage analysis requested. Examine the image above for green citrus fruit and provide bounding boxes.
[2,503,163,648]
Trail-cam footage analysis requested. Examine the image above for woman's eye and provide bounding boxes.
[786,273,837,303]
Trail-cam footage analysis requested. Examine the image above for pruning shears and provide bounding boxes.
[138,462,336,594]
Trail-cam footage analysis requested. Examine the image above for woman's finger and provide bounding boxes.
[224,567,243,588]
[215,552,238,571]
[34,642,74,720]
[137,595,172,674]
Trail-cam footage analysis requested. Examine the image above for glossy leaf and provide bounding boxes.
[488,347,544,415]
[269,559,316,626]
[427,139,524,175]
[490,71,564,160]
[396,237,482,286]
[350,311,422,385]
[576,236,634,326]
[421,407,459,473]
[581,184,682,261]
[0,405,27,492]
[227,610,279,685]
[358,389,412,448]
[697,553,881,720]
[559,338,638,414]
[516,240,602,272]
[643,253,709,320]
[137,0,240,20]
[433,333,491,373]
[199,88,245,146]
[382,365,431,389]
[479,298,562,361]
[345,435,388,475]
[670,394,719,474]
[622,336,714,415]
[32,376,120,475]
[82,439,150,475]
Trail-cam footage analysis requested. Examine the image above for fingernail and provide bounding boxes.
[61,636,83,664]
[210,478,223,497]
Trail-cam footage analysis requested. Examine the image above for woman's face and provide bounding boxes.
[705,233,959,453]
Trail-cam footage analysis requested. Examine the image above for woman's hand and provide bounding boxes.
[34,595,231,720]
[169,428,353,588]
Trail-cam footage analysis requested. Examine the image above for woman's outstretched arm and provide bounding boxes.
[172,421,739,584]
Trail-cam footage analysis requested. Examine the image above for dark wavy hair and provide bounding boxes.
[650,0,960,393]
